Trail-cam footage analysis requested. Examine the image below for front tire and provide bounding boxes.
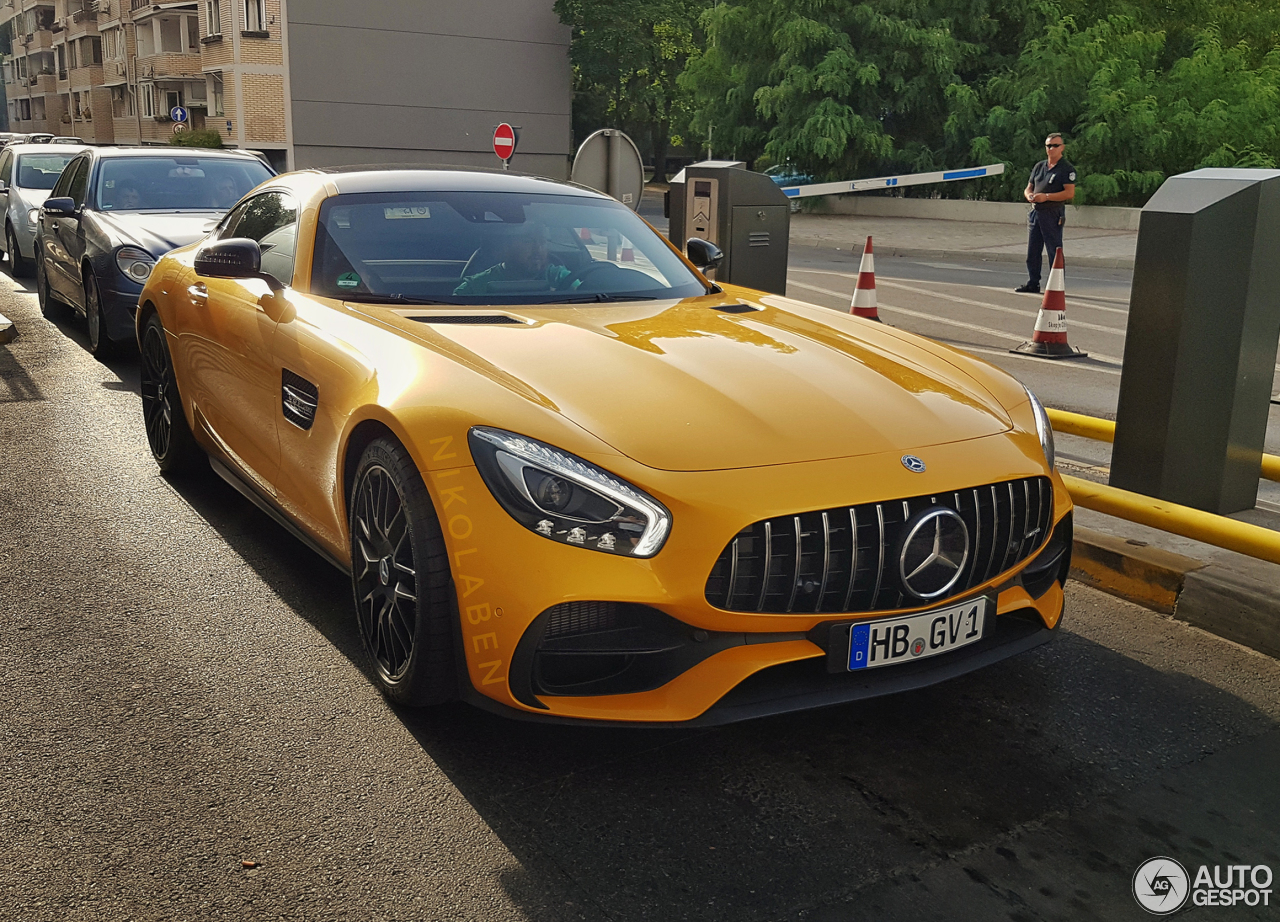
[36,244,65,321]
[84,270,117,359]
[140,313,202,473]
[7,226,30,278]
[350,437,457,706]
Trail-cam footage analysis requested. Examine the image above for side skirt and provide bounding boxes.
[208,456,352,577]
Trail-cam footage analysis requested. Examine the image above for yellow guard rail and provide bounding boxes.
[1046,408,1280,563]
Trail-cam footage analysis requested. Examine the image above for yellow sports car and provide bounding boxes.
[136,167,1072,725]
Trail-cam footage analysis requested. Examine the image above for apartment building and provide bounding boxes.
[1,1,571,175]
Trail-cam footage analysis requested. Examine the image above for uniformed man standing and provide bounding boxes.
[1015,133,1077,293]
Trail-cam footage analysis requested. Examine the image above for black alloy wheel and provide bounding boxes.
[6,226,29,278]
[350,437,457,706]
[140,313,201,473]
[36,245,65,320]
[83,269,116,359]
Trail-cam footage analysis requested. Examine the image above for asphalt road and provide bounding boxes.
[3,270,1280,921]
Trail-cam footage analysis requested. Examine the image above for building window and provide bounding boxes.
[32,97,45,121]
[67,41,77,70]
[18,99,30,121]
[165,89,183,115]
[244,0,264,33]
[56,45,66,80]
[88,37,102,65]
[141,84,154,118]
[187,15,199,50]
[208,73,224,116]
[206,0,221,36]
[111,85,131,119]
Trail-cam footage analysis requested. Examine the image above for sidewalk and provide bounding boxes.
[789,212,1138,269]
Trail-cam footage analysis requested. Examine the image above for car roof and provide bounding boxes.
[6,143,88,155]
[86,146,268,161]
[311,166,605,200]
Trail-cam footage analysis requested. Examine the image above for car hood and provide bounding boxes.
[15,188,52,208]
[387,295,1016,473]
[95,211,223,256]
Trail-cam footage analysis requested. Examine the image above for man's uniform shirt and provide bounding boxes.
[1029,158,1076,212]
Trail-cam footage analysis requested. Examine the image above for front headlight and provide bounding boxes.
[1025,386,1055,469]
[469,427,672,557]
[115,246,155,283]
[26,208,38,228]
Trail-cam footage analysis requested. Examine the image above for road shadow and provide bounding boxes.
[148,467,1280,921]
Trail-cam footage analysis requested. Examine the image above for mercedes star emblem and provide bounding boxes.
[899,507,970,600]
[901,455,926,473]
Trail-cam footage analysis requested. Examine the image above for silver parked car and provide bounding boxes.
[0,143,86,277]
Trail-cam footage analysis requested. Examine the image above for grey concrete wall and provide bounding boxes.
[285,1,572,176]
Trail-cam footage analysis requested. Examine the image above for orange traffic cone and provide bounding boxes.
[849,236,881,322]
[1012,248,1087,359]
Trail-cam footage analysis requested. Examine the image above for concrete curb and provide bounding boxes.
[791,240,1137,270]
[1070,527,1205,614]
[0,312,14,344]
[1071,525,1280,659]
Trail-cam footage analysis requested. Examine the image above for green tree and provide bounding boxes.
[555,0,710,181]
[681,0,1044,180]
[979,13,1280,205]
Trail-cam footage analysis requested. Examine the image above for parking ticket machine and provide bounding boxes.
[666,161,790,295]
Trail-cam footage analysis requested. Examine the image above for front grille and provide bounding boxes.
[705,477,1054,614]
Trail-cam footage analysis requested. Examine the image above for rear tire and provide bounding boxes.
[350,437,458,706]
[140,313,202,474]
[7,226,30,278]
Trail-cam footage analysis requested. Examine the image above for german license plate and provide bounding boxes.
[848,597,987,670]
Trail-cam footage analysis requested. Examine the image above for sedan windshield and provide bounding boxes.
[17,152,77,190]
[96,156,273,212]
[312,191,709,305]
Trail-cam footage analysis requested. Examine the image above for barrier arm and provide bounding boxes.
[779,163,1006,200]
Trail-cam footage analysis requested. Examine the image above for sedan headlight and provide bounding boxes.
[116,246,155,283]
[1025,386,1055,470]
[26,208,38,228]
[469,427,671,557]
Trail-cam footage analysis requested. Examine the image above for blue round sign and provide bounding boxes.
[170,106,188,123]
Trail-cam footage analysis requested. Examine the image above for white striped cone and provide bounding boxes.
[849,236,880,321]
[1012,248,1086,359]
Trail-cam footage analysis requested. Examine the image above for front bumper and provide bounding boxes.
[433,429,1073,725]
[97,273,143,344]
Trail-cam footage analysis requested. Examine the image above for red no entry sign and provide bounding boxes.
[493,123,516,161]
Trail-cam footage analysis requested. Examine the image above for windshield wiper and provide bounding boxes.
[554,293,658,303]
[348,294,464,306]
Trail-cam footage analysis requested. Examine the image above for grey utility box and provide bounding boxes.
[1110,168,1280,514]
[667,161,791,295]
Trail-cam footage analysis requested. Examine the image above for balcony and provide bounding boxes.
[17,29,55,50]
[26,72,55,92]
[135,52,200,80]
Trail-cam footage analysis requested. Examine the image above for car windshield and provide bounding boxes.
[96,156,272,212]
[311,190,709,305]
[16,152,77,190]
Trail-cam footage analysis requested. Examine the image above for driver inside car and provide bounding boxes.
[453,223,575,296]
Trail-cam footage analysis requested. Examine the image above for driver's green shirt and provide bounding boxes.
[453,262,573,296]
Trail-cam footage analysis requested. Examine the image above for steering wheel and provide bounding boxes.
[556,261,617,291]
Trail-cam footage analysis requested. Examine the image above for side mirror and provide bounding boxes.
[43,196,75,216]
[194,237,284,291]
[686,237,724,271]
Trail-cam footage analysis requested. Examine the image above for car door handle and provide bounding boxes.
[188,283,208,302]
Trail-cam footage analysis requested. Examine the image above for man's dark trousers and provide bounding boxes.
[1026,208,1064,288]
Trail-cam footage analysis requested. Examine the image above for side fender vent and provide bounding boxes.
[711,303,760,314]
[281,369,318,431]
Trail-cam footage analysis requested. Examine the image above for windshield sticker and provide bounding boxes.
[337,272,361,289]
[384,206,431,220]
